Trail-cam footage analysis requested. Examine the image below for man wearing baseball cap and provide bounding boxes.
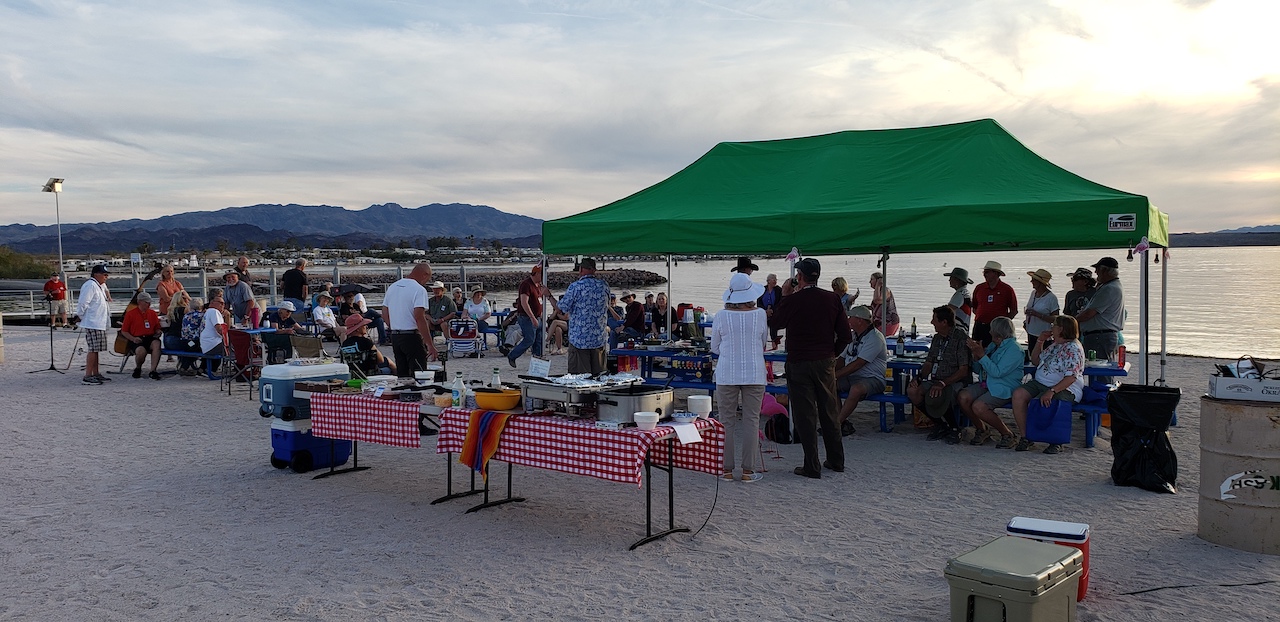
[76,265,114,385]
[120,291,164,380]
[835,305,888,437]
[1076,257,1125,360]
[769,257,853,478]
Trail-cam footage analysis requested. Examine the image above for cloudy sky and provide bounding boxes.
[1,0,1275,233]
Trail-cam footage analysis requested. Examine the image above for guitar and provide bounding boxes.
[112,263,166,355]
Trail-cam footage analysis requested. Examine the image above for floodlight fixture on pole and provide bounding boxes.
[42,178,65,280]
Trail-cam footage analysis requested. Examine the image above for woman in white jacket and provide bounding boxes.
[710,273,769,482]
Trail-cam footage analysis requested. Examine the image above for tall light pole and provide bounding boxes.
[42,178,66,279]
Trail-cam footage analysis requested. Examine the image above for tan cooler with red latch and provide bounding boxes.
[944,536,1082,622]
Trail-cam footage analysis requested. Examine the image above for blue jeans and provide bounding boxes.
[509,315,543,361]
[362,310,387,343]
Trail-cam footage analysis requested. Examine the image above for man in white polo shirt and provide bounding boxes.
[381,262,437,374]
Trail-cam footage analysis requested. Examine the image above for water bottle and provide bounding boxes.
[490,367,502,388]
[910,317,917,339]
[451,372,464,408]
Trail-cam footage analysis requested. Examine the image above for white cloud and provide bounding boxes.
[0,0,1275,231]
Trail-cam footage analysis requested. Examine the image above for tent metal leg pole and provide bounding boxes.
[1159,251,1168,386]
[666,254,672,338]
[1139,250,1149,385]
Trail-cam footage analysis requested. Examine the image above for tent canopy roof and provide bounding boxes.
[543,119,1168,256]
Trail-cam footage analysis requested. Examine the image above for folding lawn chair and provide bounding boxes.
[446,317,483,359]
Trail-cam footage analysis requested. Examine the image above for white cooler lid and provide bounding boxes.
[945,536,1083,593]
[261,362,351,380]
[1007,516,1090,542]
[270,418,312,433]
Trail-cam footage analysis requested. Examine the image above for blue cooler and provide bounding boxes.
[269,418,352,473]
[259,362,350,420]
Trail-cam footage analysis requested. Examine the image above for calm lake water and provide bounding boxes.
[554,246,1278,360]
[36,246,1274,360]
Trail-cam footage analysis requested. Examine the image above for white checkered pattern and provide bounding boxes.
[436,408,723,487]
[310,394,422,449]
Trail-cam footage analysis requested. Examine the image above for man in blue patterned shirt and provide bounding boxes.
[548,257,611,375]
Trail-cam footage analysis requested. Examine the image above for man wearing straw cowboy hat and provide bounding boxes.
[971,260,1018,347]
[769,257,852,479]
[943,266,973,331]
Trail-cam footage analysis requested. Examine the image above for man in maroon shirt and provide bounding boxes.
[971,260,1018,347]
[769,258,853,478]
[507,263,546,368]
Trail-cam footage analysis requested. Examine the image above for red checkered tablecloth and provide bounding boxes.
[310,394,422,449]
[436,408,723,487]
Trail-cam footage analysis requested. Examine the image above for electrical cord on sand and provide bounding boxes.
[1120,580,1277,596]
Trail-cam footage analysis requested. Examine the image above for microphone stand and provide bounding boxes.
[29,324,65,374]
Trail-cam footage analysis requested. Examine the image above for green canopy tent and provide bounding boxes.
[543,119,1171,383]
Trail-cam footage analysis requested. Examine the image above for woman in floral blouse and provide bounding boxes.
[1011,315,1085,454]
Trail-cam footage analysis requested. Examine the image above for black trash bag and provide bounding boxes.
[1108,384,1182,494]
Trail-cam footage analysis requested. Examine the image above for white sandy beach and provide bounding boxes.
[1,323,1277,621]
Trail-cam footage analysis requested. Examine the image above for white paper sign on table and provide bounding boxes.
[669,423,703,444]
[527,356,551,379]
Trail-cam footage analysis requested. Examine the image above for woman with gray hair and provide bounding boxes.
[959,316,1024,447]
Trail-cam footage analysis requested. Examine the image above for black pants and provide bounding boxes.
[972,321,992,347]
[390,333,429,376]
[785,357,843,474]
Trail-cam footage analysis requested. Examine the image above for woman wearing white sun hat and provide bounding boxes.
[710,272,769,482]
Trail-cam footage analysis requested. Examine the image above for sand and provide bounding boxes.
[1,324,1277,621]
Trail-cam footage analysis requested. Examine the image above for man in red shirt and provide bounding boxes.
[43,272,69,328]
[121,291,164,380]
[971,260,1018,347]
[507,263,546,368]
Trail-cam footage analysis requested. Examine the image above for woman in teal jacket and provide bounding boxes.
[958,316,1024,447]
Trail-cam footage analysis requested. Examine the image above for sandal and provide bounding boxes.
[741,470,762,482]
[722,471,735,481]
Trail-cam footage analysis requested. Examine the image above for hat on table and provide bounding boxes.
[943,267,972,284]
[1027,269,1052,285]
[344,313,372,331]
[1092,257,1119,270]
[723,273,765,304]
[278,301,296,312]
[847,305,872,320]
[982,260,1005,276]
[730,256,759,273]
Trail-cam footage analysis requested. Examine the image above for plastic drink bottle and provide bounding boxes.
[1117,345,1126,367]
[490,367,501,388]
[452,372,464,407]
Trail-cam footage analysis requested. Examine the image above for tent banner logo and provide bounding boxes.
[1108,214,1136,232]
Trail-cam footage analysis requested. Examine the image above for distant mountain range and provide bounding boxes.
[0,203,544,254]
